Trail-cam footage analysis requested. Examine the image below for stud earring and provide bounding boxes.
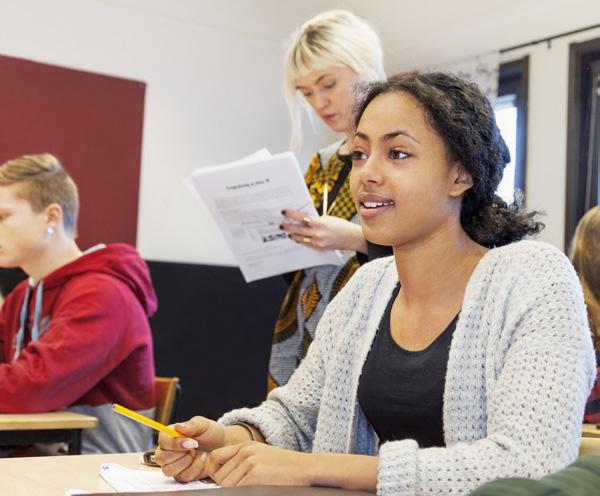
[47,227,55,236]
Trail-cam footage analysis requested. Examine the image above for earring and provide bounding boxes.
[47,227,55,236]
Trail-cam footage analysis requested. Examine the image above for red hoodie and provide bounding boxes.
[0,243,156,414]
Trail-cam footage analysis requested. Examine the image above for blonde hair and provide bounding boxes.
[0,153,79,234]
[571,206,600,349]
[283,10,385,152]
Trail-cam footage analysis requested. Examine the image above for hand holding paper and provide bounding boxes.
[187,150,344,282]
[281,209,366,253]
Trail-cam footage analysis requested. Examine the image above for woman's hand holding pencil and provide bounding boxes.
[116,406,310,487]
[153,415,263,483]
[113,404,225,482]
[154,416,228,483]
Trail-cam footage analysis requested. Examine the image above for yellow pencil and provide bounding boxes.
[112,403,182,438]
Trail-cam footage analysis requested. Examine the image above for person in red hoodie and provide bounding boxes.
[0,153,157,454]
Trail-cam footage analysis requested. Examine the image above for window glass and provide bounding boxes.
[495,94,518,203]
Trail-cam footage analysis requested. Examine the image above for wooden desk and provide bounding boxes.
[583,423,600,439]
[0,452,142,496]
[0,452,373,496]
[0,411,98,455]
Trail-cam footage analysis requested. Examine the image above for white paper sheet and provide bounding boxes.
[187,150,343,282]
[99,462,219,492]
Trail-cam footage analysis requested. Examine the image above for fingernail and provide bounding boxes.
[199,451,208,463]
[302,217,310,225]
[182,439,198,449]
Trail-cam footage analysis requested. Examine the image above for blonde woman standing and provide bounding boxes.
[270,10,388,388]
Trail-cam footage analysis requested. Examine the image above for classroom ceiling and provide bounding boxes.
[99,0,599,71]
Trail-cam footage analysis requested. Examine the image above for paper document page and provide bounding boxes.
[99,462,219,492]
[188,151,343,282]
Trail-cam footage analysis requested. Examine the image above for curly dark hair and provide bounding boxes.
[354,73,544,248]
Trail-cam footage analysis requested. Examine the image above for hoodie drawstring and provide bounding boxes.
[13,281,45,360]
[31,281,45,342]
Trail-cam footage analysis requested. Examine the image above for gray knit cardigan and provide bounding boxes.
[220,241,596,495]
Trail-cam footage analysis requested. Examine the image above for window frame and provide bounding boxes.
[497,56,529,196]
[565,37,600,247]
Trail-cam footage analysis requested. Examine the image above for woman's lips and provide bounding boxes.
[358,194,395,219]
[322,113,336,122]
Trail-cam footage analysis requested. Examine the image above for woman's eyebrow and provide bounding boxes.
[354,131,370,142]
[354,129,421,144]
[382,130,421,144]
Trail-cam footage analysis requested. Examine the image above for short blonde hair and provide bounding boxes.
[283,10,385,151]
[0,153,79,234]
[571,206,600,349]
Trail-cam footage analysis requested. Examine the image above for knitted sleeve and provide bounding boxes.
[219,347,324,451]
[377,243,596,495]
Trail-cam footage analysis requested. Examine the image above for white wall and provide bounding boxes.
[0,0,598,265]
[0,0,317,266]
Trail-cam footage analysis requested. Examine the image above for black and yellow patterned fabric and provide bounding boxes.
[305,151,356,220]
[269,145,360,390]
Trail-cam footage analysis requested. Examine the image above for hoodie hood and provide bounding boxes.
[10,243,157,361]
[40,243,158,316]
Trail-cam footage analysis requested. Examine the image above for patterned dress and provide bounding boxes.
[268,142,360,389]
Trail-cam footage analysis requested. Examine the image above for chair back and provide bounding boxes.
[582,423,600,438]
[154,376,181,425]
[579,437,600,456]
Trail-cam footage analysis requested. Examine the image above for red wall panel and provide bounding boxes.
[0,54,145,248]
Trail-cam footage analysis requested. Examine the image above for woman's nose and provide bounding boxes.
[359,156,383,184]
[313,91,329,110]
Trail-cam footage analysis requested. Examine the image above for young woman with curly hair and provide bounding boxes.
[156,74,595,496]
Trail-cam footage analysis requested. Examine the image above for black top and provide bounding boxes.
[358,284,458,447]
[365,242,394,262]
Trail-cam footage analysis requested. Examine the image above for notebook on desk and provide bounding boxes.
[98,462,218,492]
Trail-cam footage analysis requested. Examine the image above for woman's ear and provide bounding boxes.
[449,163,473,198]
